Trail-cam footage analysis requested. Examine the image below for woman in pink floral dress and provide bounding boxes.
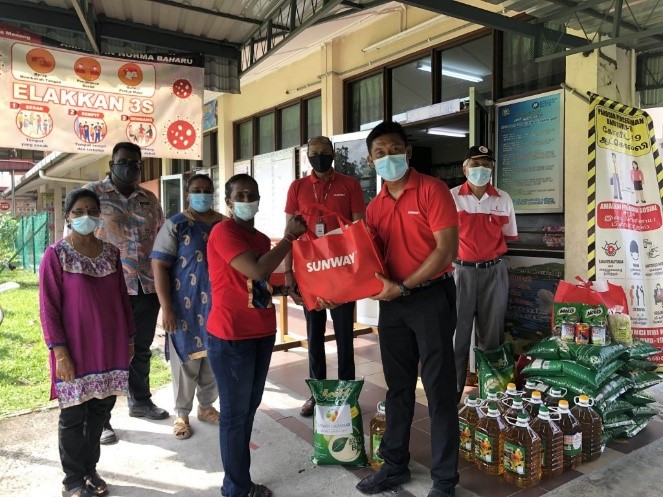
[39,188,135,497]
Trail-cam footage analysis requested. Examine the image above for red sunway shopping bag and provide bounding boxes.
[292,207,386,311]
[553,277,629,315]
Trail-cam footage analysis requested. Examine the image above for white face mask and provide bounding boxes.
[70,215,102,235]
[467,166,492,187]
[232,200,260,221]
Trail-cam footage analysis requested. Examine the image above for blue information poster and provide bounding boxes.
[496,90,564,213]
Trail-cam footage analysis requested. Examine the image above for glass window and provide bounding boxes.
[258,113,275,154]
[349,73,383,132]
[280,104,300,149]
[306,96,322,139]
[501,29,565,98]
[237,121,253,159]
[440,36,493,101]
[140,158,161,182]
[391,56,432,121]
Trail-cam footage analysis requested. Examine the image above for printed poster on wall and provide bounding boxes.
[496,90,564,213]
[0,25,204,159]
[588,93,663,366]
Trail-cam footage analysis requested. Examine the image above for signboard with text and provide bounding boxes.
[0,25,204,159]
[496,90,564,213]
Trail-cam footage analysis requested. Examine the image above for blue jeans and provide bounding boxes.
[207,333,275,497]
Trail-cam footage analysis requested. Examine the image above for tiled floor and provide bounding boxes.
[264,303,663,497]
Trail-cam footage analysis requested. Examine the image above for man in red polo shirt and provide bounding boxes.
[450,145,517,403]
[356,121,459,497]
[284,135,365,417]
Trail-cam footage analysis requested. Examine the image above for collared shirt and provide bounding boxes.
[84,177,164,295]
[450,181,518,261]
[366,168,458,282]
[285,170,365,231]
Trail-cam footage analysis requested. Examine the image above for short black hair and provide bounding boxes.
[112,141,142,159]
[225,174,258,200]
[307,136,333,149]
[186,173,213,191]
[366,120,408,153]
[64,188,100,217]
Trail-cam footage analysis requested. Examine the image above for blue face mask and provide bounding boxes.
[70,215,101,235]
[189,193,214,213]
[374,154,409,182]
[467,166,492,187]
[232,200,260,221]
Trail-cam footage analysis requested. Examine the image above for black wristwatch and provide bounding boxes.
[398,282,410,297]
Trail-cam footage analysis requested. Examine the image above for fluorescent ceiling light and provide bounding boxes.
[363,15,447,52]
[427,128,467,138]
[441,69,483,83]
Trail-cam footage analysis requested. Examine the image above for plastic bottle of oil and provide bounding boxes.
[503,412,542,488]
[504,396,531,425]
[524,390,544,419]
[504,382,522,399]
[485,388,506,414]
[557,399,582,470]
[523,380,539,399]
[474,403,507,475]
[530,405,564,479]
[571,395,603,463]
[458,395,485,462]
[545,387,566,408]
[369,401,386,470]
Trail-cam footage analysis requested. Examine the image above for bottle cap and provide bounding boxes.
[516,412,529,426]
[538,405,550,419]
[525,380,537,389]
[531,390,542,401]
[558,399,570,411]
[577,394,590,406]
[550,387,562,396]
[377,401,385,413]
[513,396,523,406]
[487,402,500,416]
[506,383,517,393]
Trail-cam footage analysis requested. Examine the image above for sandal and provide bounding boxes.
[62,485,93,497]
[173,417,192,440]
[84,472,108,496]
[197,405,220,424]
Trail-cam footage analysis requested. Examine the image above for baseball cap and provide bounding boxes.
[465,145,495,161]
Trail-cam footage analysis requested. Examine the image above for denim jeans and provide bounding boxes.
[207,333,275,497]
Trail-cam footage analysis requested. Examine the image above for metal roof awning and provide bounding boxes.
[0,160,35,173]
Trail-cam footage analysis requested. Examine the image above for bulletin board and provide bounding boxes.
[253,147,296,238]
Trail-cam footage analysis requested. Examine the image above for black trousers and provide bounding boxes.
[127,288,161,407]
[59,396,116,488]
[304,301,356,380]
[377,278,459,492]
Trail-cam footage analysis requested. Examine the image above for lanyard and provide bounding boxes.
[312,173,334,206]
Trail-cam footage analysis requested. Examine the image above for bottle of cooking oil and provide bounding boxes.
[530,405,564,479]
[504,396,530,425]
[523,380,538,399]
[474,403,507,475]
[503,412,542,488]
[571,395,603,463]
[545,387,566,408]
[485,388,506,414]
[557,399,582,470]
[524,390,544,419]
[504,382,522,399]
[369,401,386,470]
[458,395,485,462]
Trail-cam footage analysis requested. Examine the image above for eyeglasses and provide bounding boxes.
[70,209,101,217]
[113,160,143,168]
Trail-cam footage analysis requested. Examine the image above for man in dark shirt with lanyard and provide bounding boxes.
[284,136,365,417]
[357,121,459,497]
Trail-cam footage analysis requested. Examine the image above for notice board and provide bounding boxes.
[253,148,296,238]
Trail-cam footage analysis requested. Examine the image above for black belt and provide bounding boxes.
[454,258,502,269]
[410,272,453,293]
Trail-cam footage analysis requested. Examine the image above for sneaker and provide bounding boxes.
[99,424,117,445]
[129,401,169,420]
[300,396,315,417]
[356,467,411,494]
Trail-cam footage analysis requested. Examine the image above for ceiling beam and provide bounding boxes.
[535,0,607,24]
[146,0,263,25]
[68,0,99,53]
[401,0,587,48]
[240,0,345,74]
[612,0,623,39]
[535,24,663,62]
[0,0,81,32]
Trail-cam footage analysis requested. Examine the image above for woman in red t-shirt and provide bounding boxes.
[631,160,646,204]
[206,174,306,497]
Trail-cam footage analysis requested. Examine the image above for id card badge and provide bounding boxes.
[315,221,325,237]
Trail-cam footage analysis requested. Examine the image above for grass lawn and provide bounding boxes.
[0,268,171,418]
